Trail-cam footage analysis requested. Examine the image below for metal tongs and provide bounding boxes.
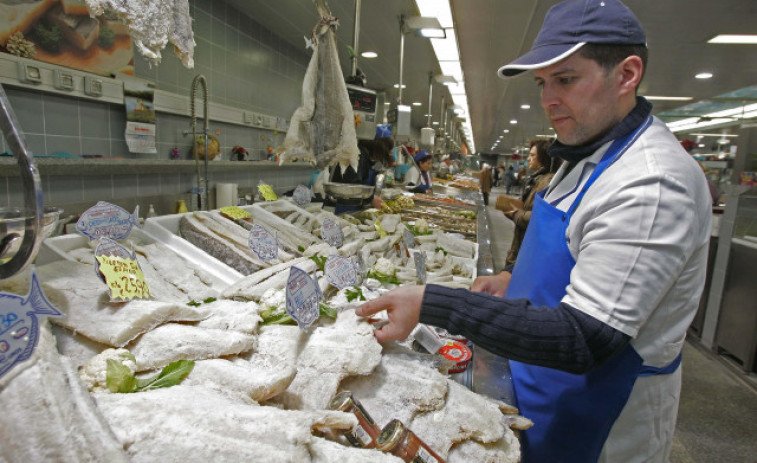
[0,84,44,279]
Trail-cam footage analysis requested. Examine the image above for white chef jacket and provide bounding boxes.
[543,117,712,462]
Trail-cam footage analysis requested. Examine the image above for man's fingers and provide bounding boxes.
[356,299,382,317]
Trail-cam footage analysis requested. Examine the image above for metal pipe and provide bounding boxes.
[351,0,362,77]
[398,16,405,104]
[190,75,209,210]
[0,84,43,279]
[427,73,433,126]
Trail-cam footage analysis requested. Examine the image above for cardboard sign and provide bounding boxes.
[219,206,251,220]
[321,218,344,247]
[0,271,61,380]
[95,255,151,301]
[285,266,320,330]
[249,224,279,261]
[76,201,140,241]
[94,237,135,282]
[258,184,278,201]
[324,255,358,290]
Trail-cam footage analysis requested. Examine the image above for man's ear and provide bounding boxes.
[616,55,644,96]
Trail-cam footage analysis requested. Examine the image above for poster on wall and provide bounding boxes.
[123,80,157,153]
[0,0,134,77]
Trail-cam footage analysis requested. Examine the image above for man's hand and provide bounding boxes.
[503,208,520,220]
[471,271,512,297]
[355,285,424,343]
[371,195,383,209]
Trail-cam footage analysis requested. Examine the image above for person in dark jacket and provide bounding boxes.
[503,138,560,269]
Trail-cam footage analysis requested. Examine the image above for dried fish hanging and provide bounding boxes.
[84,0,195,68]
[276,0,360,173]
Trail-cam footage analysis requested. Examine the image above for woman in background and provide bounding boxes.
[504,138,560,269]
[404,150,433,193]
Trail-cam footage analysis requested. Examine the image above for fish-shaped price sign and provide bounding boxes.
[94,237,137,282]
[248,224,279,261]
[293,185,312,206]
[321,218,343,247]
[285,266,320,330]
[0,271,62,380]
[414,251,427,284]
[76,201,140,241]
[324,255,358,290]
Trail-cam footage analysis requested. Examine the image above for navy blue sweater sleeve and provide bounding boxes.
[420,284,630,374]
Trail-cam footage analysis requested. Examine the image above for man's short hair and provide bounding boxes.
[577,43,648,82]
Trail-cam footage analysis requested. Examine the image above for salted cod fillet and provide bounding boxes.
[84,0,195,67]
[339,345,450,428]
[309,437,404,462]
[448,434,522,463]
[127,323,257,371]
[268,310,382,411]
[410,379,518,459]
[94,384,357,463]
[15,260,206,347]
[276,2,360,171]
[0,321,129,463]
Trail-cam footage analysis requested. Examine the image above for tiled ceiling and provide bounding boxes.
[228,0,757,154]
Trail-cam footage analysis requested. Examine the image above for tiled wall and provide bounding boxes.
[1,0,315,213]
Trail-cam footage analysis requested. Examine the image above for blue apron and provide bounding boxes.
[506,116,680,463]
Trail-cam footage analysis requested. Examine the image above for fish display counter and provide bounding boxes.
[0,197,527,463]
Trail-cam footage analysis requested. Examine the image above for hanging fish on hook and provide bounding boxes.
[276,0,360,173]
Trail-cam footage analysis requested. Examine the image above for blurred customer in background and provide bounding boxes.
[504,138,559,269]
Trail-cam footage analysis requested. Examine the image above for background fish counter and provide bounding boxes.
[0,197,530,462]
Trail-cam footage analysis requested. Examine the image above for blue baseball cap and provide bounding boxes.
[498,0,646,78]
[413,150,431,164]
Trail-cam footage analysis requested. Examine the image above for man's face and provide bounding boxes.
[534,53,621,146]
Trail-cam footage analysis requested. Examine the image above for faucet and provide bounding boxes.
[0,84,43,279]
[188,75,209,210]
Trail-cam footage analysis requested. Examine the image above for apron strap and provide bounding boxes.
[639,352,682,377]
[565,116,654,220]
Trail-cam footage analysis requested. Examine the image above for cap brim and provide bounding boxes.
[498,42,586,78]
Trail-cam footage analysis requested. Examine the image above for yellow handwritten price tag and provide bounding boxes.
[219,206,251,220]
[257,184,278,201]
[95,255,151,301]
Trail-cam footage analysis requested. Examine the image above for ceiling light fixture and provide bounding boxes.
[520,104,531,109]
[707,34,757,44]
[412,102,422,106]
[695,72,713,79]
[503,129,510,133]
[361,51,378,58]
[510,119,518,124]
[644,96,693,101]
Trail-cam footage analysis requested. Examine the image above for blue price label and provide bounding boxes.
[249,224,279,261]
[286,266,320,330]
[324,255,358,290]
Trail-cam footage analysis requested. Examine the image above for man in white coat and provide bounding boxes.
[356,1,712,462]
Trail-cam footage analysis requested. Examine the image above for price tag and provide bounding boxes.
[95,255,151,302]
[258,184,278,201]
[403,228,416,249]
[75,201,140,241]
[293,184,312,206]
[248,224,278,261]
[398,239,409,265]
[414,251,427,284]
[324,255,358,290]
[94,237,135,282]
[285,266,320,330]
[321,218,344,247]
[219,206,251,220]
[0,271,61,380]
